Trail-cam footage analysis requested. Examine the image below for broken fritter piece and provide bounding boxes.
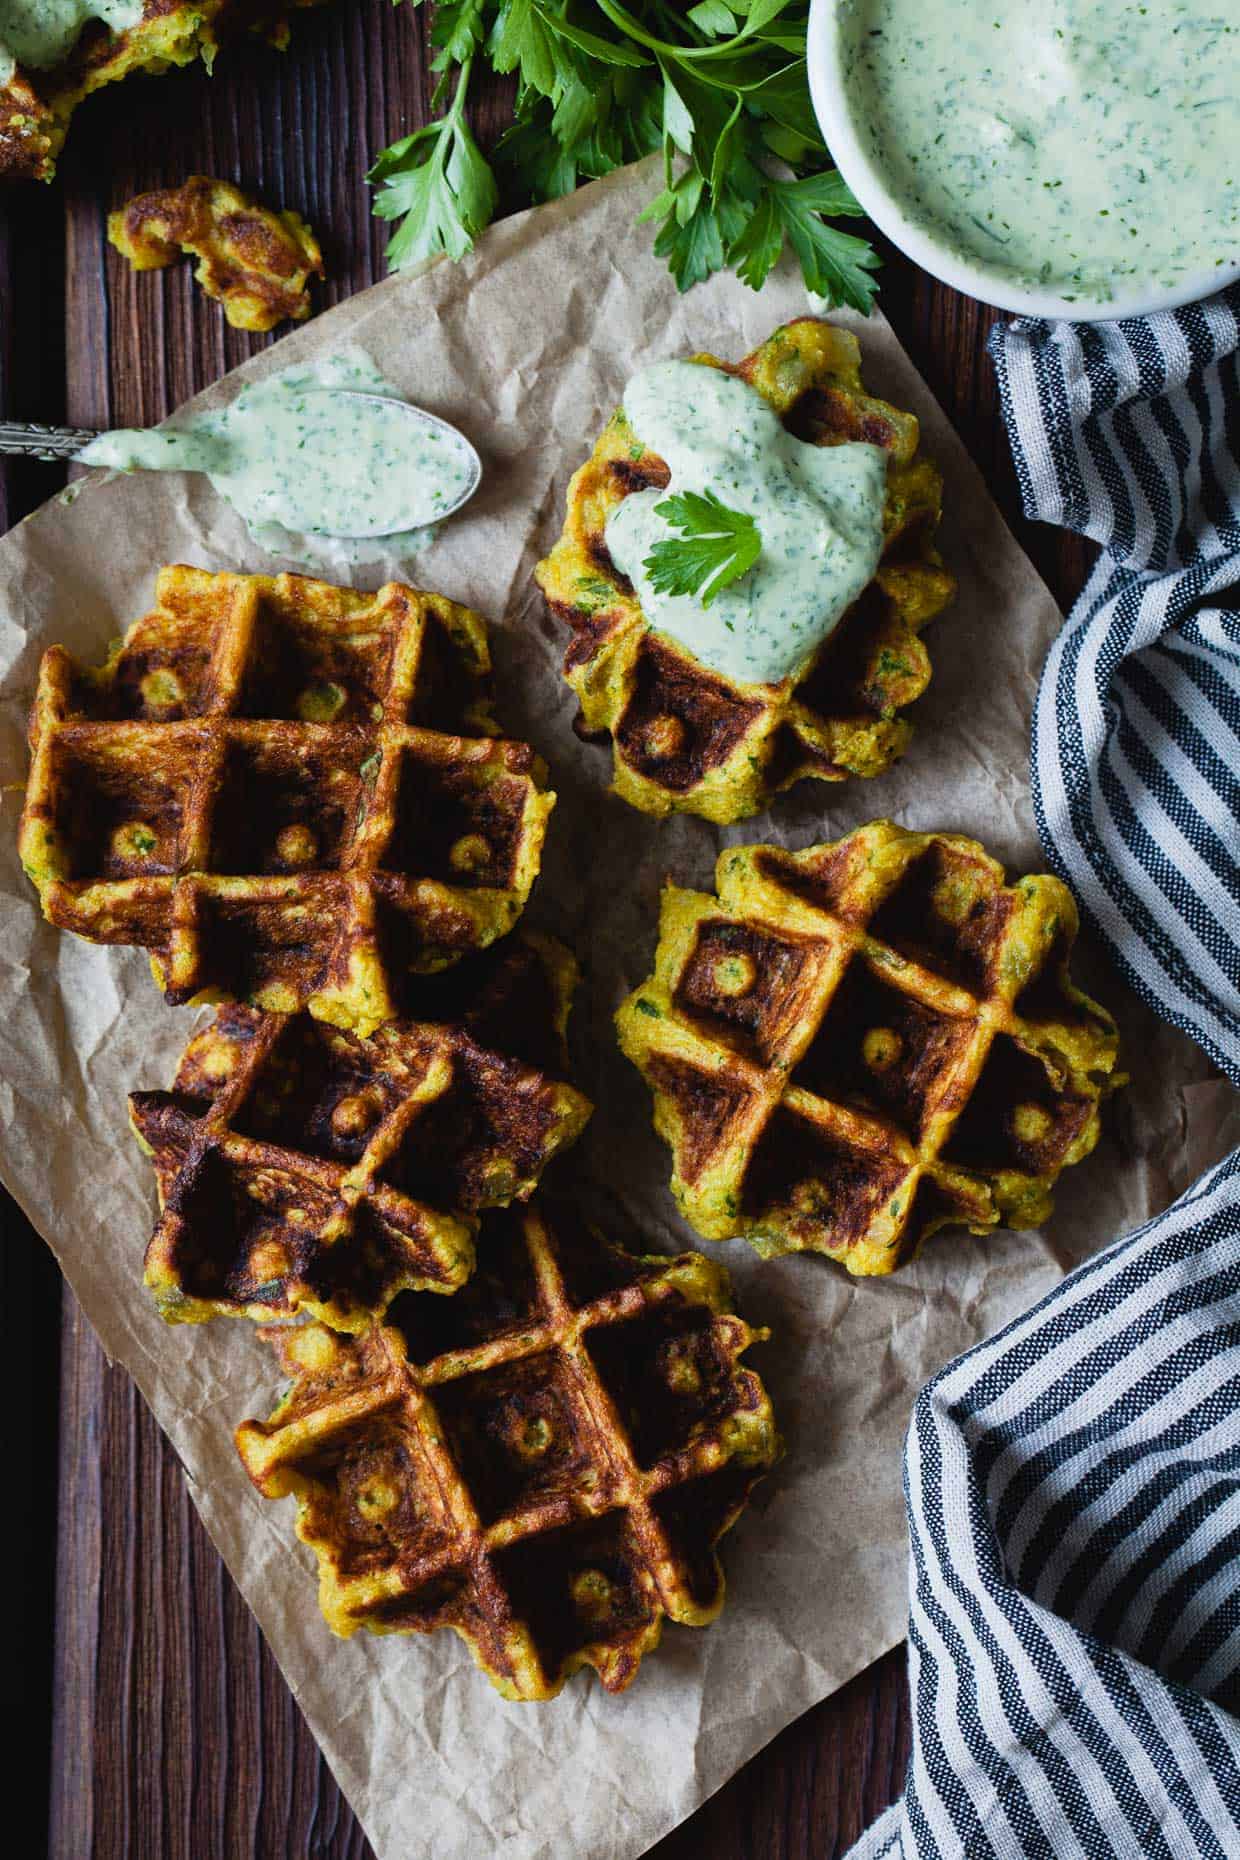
[109,175,324,332]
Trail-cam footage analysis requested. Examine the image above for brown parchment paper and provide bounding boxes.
[3,158,1237,1860]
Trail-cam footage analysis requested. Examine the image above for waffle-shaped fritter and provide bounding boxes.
[535,319,955,824]
[617,821,1121,1275]
[236,1202,780,1699]
[0,1,329,184]
[131,936,592,1330]
[20,567,554,1034]
[109,175,323,332]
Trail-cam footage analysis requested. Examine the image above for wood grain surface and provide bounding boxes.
[2,5,1094,1854]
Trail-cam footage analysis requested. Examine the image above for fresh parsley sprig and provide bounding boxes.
[370,1,879,310]
[369,55,498,267]
[644,489,762,606]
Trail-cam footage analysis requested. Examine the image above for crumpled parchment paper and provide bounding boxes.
[2,158,1236,1860]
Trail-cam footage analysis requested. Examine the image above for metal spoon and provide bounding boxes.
[0,395,484,537]
[0,420,98,462]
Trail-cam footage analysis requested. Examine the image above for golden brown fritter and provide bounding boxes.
[618,820,1122,1274]
[109,174,323,331]
[535,319,955,825]
[20,565,555,1033]
[236,1200,781,1699]
[131,935,593,1329]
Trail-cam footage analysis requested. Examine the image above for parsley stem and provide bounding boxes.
[444,52,473,127]
[593,0,797,63]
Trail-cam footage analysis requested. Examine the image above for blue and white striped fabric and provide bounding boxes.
[999,294,1240,1088]
[846,293,1240,1860]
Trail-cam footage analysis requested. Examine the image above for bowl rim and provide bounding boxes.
[805,0,1240,324]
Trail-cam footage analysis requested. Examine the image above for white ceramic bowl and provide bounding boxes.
[806,0,1240,322]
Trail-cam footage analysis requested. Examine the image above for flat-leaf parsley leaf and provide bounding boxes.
[645,489,761,606]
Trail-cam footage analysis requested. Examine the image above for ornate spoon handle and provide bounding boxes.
[0,421,98,462]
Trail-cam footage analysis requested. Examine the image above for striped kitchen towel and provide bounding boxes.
[846,293,1240,1859]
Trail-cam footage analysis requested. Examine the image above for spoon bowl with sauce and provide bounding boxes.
[1,353,484,543]
[808,0,1240,320]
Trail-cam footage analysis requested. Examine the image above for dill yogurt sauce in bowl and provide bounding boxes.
[807,0,1240,318]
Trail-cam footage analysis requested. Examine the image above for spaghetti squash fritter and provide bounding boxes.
[618,820,1122,1274]
[131,934,592,1330]
[535,319,955,825]
[19,566,555,1033]
[236,1200,781,1699]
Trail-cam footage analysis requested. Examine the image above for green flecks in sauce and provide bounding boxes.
[0,0,142,82]
[79,348,478,550]
[605,361,886,689]
[839,0,1240,302]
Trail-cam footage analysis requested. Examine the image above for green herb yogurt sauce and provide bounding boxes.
[605,360,887,688]
[838,0,1240,304]
[0,0,142,84]
[80,350,479,553]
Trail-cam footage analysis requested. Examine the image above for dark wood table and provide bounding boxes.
[3,7,1093,1853]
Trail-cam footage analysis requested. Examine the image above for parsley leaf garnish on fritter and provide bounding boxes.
[644,489,763,606]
